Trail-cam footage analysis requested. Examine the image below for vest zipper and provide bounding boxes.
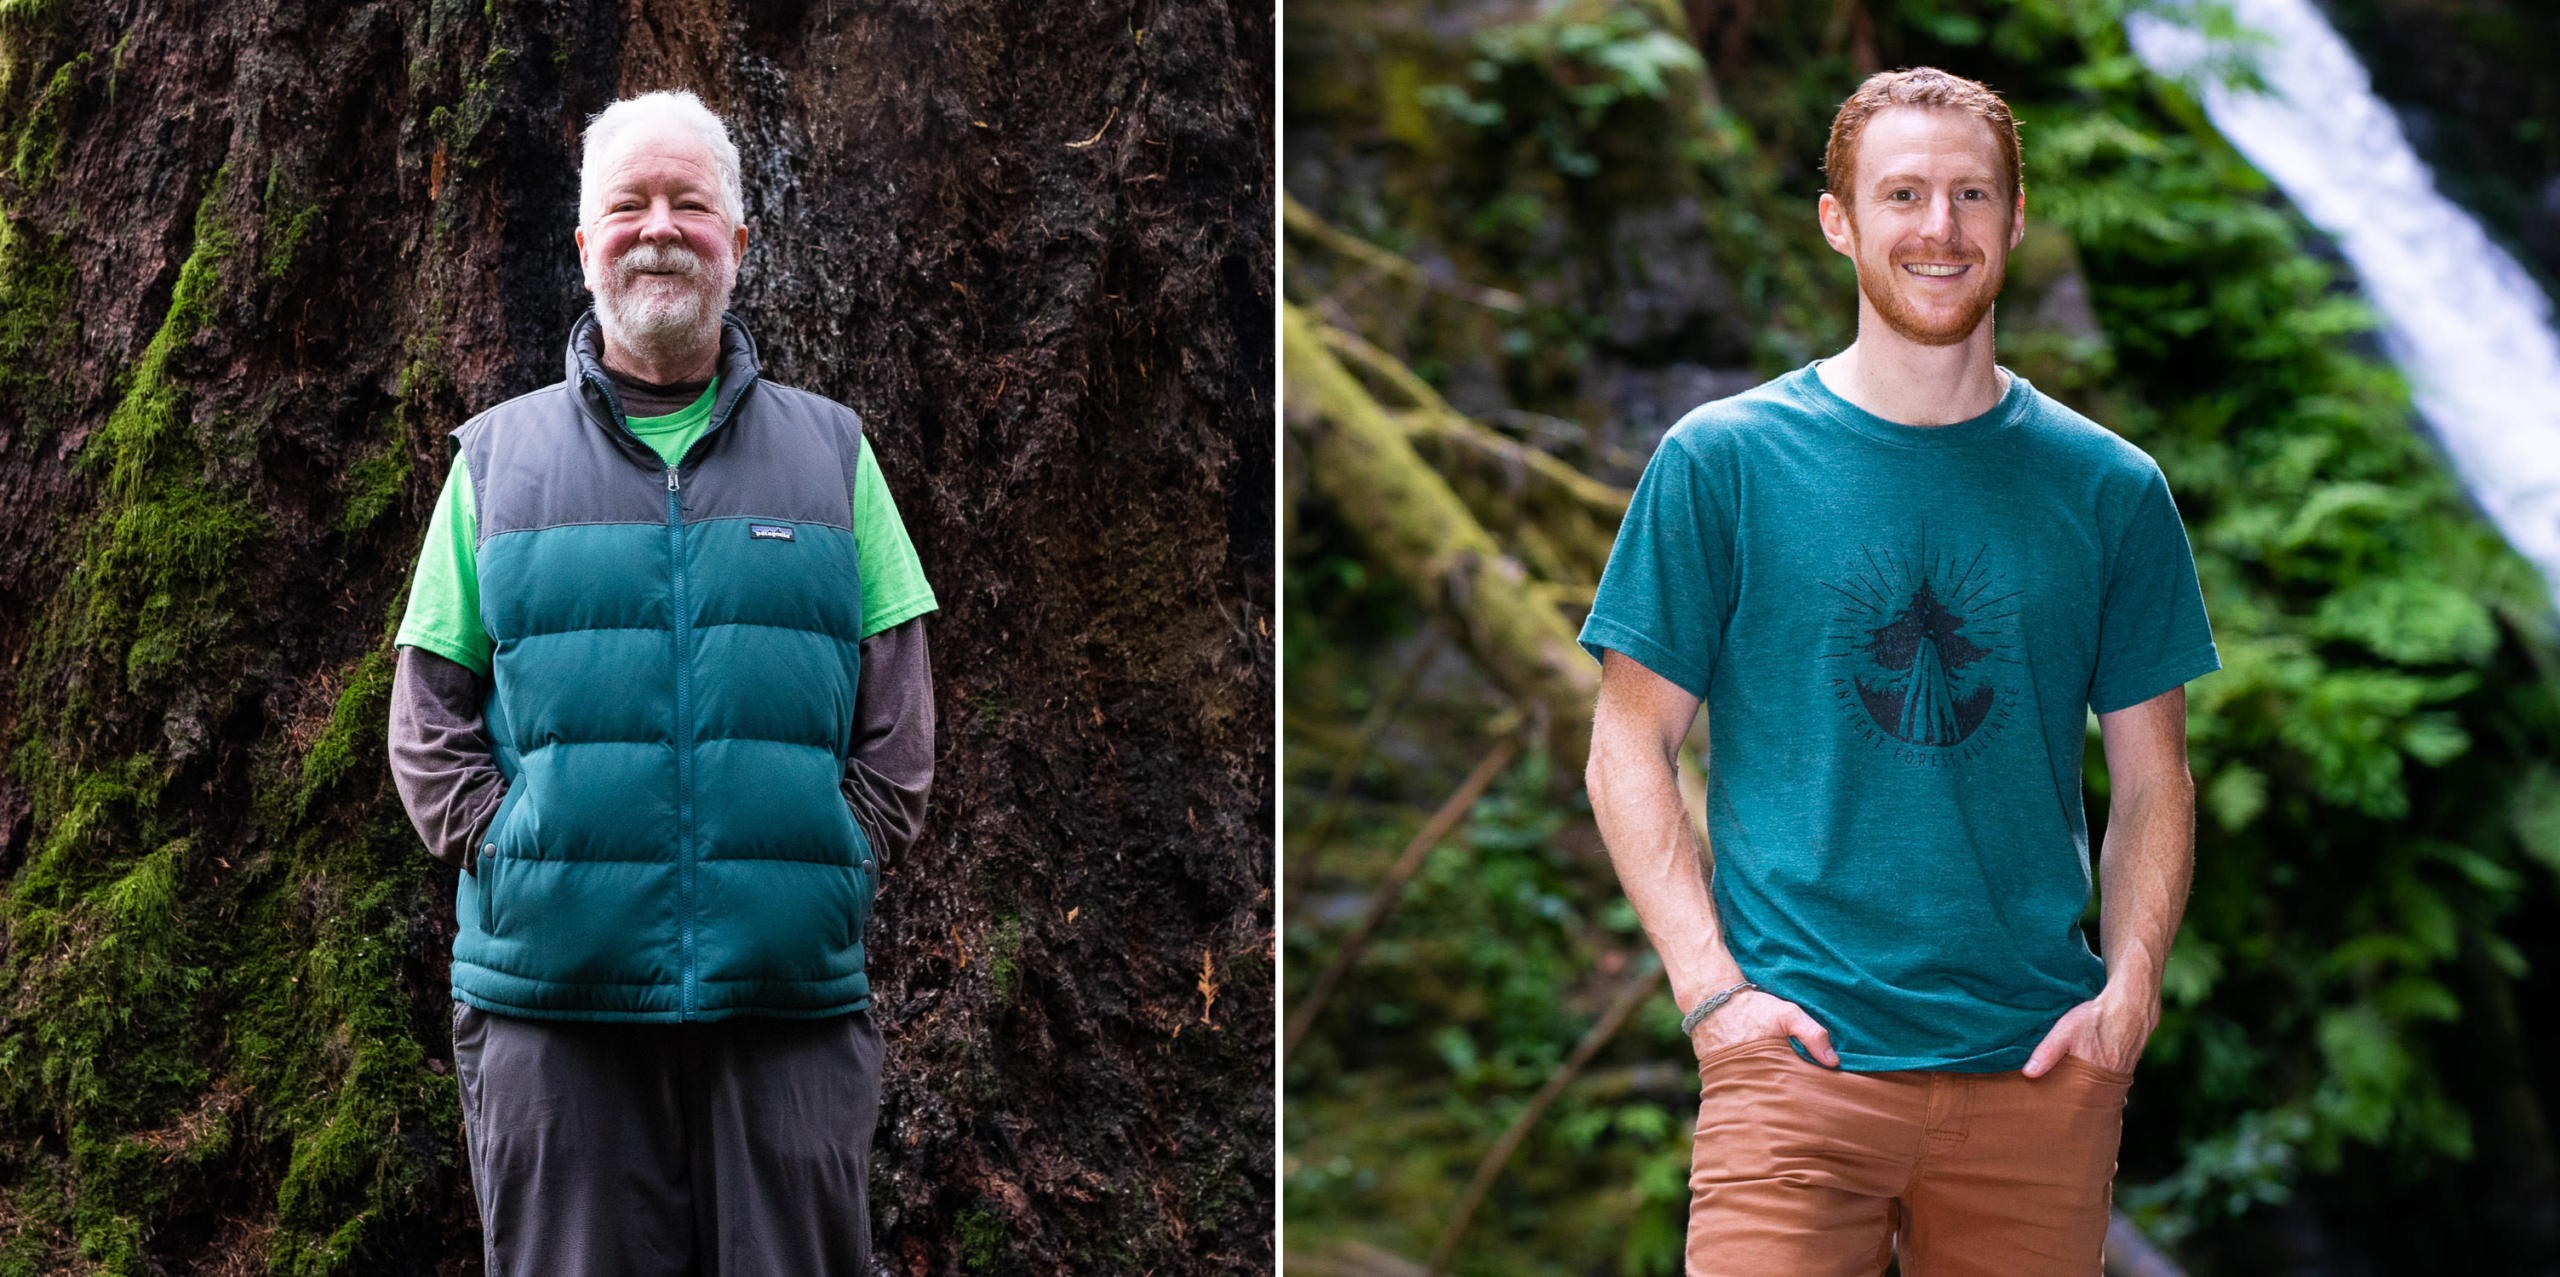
[668,463,697,1020]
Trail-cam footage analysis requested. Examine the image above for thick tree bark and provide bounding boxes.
[0,2,1271,1274]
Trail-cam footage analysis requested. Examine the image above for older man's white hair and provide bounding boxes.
[578,90,746,228]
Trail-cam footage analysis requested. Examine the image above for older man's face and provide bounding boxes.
[577,129,747,353]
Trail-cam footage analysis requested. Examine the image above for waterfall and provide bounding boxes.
[2127,0,2560,611]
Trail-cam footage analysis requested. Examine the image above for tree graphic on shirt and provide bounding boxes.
[1821,532,2018,754]
[1858,579,1995,745]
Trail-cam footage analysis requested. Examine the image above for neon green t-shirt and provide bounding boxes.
[395,380,939,674]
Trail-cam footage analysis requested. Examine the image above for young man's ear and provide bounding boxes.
[2008,188,2026,251]
[1818,191,1856,258]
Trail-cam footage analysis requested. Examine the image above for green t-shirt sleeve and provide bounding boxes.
[2088,467,2221,714]
[394,453,493,676]
[854,437,938,638]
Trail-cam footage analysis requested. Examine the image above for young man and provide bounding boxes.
[387,90,938,1275]
[1580,69,2217,1273]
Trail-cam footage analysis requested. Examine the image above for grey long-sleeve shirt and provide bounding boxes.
[389,617,935,874]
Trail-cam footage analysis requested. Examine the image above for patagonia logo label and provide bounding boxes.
[749,523,796,542]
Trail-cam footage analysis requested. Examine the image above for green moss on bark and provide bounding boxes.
[329,337,441,538]
[7,50,80,188]
[31,169,265,726]
[0,194,74,437]
[294,651,393,818]
[0,149,454,1273]
[335,443,410,535]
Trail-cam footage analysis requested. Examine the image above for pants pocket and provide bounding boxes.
[1695,1034,1802,1076]
[2055,1053,2135,1086]
[450,1001,487,1127]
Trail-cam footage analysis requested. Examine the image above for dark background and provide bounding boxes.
[0,0,1272,1273]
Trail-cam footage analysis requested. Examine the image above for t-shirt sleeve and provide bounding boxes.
[394,453,494,676]
[852,437,939,639]
[2088,468,2221,714]
[1577,431,1732,699]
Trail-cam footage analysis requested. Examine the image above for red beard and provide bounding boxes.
[1857,244,2005,347]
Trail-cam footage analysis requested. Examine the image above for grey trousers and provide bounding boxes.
[451,1001,884,1277]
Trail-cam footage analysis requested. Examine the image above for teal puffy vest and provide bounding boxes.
[451,313,876,1022]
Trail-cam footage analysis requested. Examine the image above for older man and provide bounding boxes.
[387,90,937,1276]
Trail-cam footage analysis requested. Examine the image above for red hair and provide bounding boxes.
[1824,67,2022,205]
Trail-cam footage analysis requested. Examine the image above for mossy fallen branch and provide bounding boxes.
[1286,301,1598,765]
[1318,321,1629,526]
[1301,276,1628,587]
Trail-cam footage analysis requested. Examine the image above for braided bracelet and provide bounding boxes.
[1679,981,1759,1037]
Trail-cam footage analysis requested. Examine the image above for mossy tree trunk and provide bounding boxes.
[0,1,1272,1274]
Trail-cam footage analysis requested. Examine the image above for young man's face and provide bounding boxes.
[1818,105,2023,347]
[576,130,749,349]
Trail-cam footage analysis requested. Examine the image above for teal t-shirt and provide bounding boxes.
[1579,363,2219,1072]
[396,380,939,674]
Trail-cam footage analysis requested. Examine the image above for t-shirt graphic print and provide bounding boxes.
[1579,364,2220,1072]
[1826,531,2019,765]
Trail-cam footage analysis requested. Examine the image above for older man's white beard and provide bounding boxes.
[595,242,733,365]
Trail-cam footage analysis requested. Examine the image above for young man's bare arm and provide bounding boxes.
[2023,685,2196,1077]
[1587,649,1840,1066]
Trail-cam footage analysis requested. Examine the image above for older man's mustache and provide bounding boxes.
[615,243,703,279]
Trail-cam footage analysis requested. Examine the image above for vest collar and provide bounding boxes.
[566,309,765,474]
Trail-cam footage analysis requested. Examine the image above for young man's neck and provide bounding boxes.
[1816,302,2009,428]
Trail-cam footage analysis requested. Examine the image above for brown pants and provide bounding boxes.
[1686,1037,2129,1276]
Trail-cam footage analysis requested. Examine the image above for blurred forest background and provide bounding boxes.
[1281,0,2560,1273]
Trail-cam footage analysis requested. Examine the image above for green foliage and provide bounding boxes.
[1420,12,1706,178]
[0,743,221,1277]
[1288,753,1697,1274]
[0,647,456,1274]
[259,148,324,284]
[334,331,444,538]
[27,169,267,730]
[261,202,321,283]
[955,1207,1007,1272]
[1348,0,1857,418]
[256,870,455,1277]
[1989,24,2560,1239]
[1291,0,2560,1267]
